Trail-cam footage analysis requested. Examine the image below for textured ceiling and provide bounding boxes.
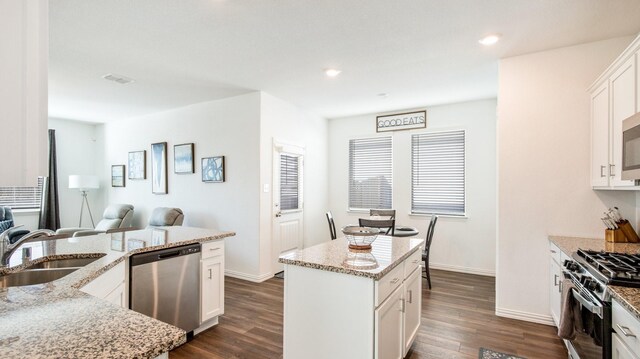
[49,0,640,122]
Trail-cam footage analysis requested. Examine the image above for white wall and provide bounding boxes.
[328,99,497,276]
[259,93,329,277]
[101,92,263,278]
[496,36,636,324]
[13,118,104,230]
[49,118,104,229]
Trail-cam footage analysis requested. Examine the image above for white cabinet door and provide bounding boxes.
[403,267,421,356]
[610,56,637,187]
[592,82,610,187]
[375,285,404,359]
[637,51,640,116]
[105,282,125,308]
[549,258,562,326]
[613,332,640,359]
[80,261,125,303]
[201,255,224,323]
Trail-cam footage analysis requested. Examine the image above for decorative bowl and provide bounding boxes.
[342,249,379,270]
[342,226,379,250]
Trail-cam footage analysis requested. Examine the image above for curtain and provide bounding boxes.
[39,129,60,231]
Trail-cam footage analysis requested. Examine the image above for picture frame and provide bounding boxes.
[174,143,194,174]
[111,165,125,187]
[202,156,225,183]
[151,142,168,194]
[128,150,146,180]
[376,110,427,132]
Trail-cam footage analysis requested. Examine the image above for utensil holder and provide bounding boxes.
[618,220,640,243]
[605,228,626,243]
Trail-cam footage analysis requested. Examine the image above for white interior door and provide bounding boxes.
[272,142,304,273]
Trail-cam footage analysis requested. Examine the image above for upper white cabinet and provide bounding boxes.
[0,0,48,186]
[590,35,640,189]
[592,82,610,187]
[611,57,637,187]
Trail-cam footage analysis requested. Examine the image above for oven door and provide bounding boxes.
[622,113,640,181]
[564,286,611,359]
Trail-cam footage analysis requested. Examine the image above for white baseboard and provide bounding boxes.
[224,269,273,283]
[495,307,555,326]
[429,262,495,277]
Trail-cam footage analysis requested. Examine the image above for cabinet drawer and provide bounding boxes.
[404,249,422,279]
[202,240,224,259]
[549,242,561,264]
[613,299,640,354]
[375,262,404,307]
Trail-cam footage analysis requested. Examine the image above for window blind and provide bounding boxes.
[411,130,465,216]
[280,154,300,211]
[0,177,44,210]
[349,136,392,210]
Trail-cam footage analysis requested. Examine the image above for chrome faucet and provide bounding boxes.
[0,228,55,266]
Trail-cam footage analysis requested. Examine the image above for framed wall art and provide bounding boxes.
[128,150,146,180]
[174,143,194,174]
[111,165,125,187]
[202,156,225,183]
[151,142,168,194]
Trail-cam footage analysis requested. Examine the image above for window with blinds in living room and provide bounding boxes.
[0,177,44,210]
[411,130,465,216]
[348,136,392,210]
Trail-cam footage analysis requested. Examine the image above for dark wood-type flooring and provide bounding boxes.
[170,269,567,359]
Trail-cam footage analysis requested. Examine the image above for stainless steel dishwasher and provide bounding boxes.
[130,243,201,333]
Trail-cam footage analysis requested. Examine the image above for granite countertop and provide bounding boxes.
[549,235,640,257]
[0,226,235,359]
[549,235,640,321]
[279,235,424,280]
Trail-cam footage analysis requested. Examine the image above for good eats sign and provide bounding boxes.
[376,110,426,132]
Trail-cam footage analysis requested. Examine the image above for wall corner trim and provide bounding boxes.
[495,307,555,326]
[225,269,273,283]
[429,263,495,277]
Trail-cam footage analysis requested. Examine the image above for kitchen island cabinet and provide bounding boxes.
[279,236,423,359]
[0,226,234,359]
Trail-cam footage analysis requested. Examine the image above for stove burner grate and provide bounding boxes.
[575,249,640,286]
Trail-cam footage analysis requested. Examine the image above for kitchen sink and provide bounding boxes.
[0,268,78,288]
[23,256,104,270]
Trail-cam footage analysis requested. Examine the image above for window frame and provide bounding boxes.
[0,177,44,210]
[410,129,467,217]
[347,135,393,212]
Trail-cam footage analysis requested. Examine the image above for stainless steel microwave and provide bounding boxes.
[622,112,640,181]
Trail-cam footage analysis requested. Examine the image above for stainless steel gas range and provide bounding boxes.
[562,249,640,359]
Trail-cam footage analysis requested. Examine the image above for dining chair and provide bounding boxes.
[359,218,395,236]
[369,209,396,219]
[326,211,337,240]
[422,214,438,289]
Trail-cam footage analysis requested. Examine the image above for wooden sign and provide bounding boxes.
[376,110,426,132]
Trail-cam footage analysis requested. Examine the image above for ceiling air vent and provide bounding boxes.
[102,73,135,85]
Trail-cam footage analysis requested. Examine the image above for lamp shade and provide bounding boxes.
[69,175,99,190]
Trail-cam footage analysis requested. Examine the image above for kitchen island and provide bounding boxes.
[279,235,424,359]
[0,226,234,359]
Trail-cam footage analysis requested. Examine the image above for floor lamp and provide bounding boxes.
[69,175,99,228]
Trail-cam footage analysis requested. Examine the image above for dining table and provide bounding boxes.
[355,216,420,238]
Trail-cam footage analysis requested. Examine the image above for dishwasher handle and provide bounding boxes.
[130,243,201,266]
[158,250,182,260]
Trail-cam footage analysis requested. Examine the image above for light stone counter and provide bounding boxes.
[279,235,424,280]
[0,226,235,359]
[549,235,640,321]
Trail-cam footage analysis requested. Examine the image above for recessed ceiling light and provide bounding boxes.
[479,34,501,46]
[324,69,341,77]
[102,73,135,84]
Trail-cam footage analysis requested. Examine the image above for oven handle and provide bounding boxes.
[571,288,603,318]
